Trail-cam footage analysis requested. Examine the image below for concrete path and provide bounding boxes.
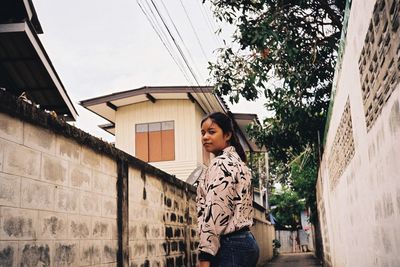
[262,253,322,267]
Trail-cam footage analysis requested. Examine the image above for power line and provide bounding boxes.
[158,0,205,82]
[149,0,201,84]
[156,0,214,110]
[197,0,223,47]
[137,0,194,84]
[141,0,190,77]
[178,0,209,61]
[139,0,214,111]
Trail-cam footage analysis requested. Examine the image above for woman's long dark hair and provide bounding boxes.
[201,112,247,162]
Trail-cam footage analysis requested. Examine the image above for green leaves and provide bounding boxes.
[206,0,345,221]
[269,186,305,229]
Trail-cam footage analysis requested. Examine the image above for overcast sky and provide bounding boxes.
[34,0,267,142]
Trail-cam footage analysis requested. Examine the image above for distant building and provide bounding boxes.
[80,86,266,180]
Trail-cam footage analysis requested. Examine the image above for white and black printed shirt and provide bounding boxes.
[196,146,253,260]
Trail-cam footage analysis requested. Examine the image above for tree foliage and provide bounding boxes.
[269,186,305,229]
[289,146,318,223]
[206,0,346,222]
[207,0,345,162]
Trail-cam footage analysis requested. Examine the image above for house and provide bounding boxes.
[80,86,266,180]
[0,0,77,120]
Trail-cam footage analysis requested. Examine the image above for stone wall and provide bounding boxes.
[317,0,400,266]
[0,91,273,266]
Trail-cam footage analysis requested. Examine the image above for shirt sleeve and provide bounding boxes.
[198,157,235,258]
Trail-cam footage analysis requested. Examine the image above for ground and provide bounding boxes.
[262,253,322,267]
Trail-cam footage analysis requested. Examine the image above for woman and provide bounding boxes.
[196,112,259,267]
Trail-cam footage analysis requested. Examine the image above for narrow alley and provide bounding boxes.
[262,253,322,267]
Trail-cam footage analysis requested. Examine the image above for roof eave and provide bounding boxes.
[0,21,78,120]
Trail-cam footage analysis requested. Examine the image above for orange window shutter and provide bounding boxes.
[161,121,175,161]
[135,124,149,162]
[149,122,162,162]
[161,129,175,161]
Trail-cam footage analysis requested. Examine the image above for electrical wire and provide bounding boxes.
[139,0,215,111]
[197,0,223,47]
[158,0,205,82]
[137,0,194,84]
[155,0,214,111]
[178,0,209,61]
[149,0,201,84]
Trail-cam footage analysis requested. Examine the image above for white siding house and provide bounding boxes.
[81,86,264,180]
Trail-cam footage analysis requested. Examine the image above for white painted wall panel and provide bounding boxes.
[317,0,400,266]
[115,99,202,180]
[195,104,206,166]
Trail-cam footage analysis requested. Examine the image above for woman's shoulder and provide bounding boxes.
[207,155,229,170]
[209,151,238,166]
[208,150,244,173]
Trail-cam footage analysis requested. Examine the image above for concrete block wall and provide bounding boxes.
[0,92,274,267]
[128,167,199,267]
[0,112,118,266]
[251,207,274,265]
[317,0,400,266]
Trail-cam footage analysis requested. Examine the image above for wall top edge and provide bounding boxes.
[0,90,196,194]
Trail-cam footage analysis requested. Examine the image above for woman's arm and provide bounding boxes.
[198,158,235,259]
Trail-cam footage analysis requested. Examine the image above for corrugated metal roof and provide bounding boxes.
[0,0,43,34]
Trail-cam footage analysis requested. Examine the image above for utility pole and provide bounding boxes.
[264,151,270,211]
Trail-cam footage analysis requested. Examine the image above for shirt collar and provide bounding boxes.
[222,146,235,153]
[222,146,240,160]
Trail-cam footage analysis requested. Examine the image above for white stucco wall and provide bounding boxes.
[317,0,400,266]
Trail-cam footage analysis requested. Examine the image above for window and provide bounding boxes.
[135,121,175,162]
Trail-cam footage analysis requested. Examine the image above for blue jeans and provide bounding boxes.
[211,231,260,267]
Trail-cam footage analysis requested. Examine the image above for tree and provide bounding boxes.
[206,0,345,219]
[289,146,318,223]
[207,0,345,163]
[269,186,305,230]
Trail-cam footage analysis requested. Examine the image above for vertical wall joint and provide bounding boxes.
[117,159,129,267]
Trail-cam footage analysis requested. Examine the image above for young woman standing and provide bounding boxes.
[197,112,259,267]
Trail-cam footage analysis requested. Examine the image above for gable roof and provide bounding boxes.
[79,86,229,123]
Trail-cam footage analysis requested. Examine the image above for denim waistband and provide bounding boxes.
[221,226,250,239]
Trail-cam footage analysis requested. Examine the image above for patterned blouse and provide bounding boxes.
[196,146,254,260]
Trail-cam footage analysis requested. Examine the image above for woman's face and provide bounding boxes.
[201,118,232,154]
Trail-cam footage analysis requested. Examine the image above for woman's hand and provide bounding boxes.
[199,260,210,267]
